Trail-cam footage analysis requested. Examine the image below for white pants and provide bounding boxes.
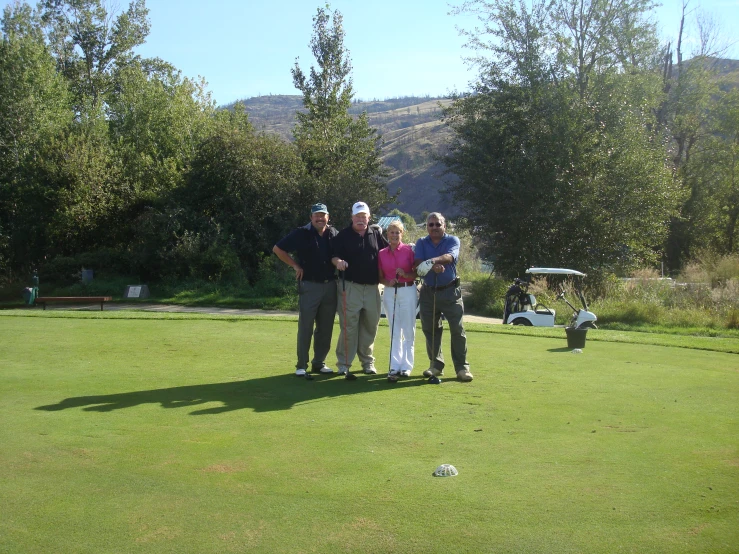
[382,285,418,373]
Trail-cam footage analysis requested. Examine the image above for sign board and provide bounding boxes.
[124,285,150,299]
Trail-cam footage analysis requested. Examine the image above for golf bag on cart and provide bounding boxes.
[502,278,533,324]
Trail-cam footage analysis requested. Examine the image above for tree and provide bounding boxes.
[291,5,391,220]
[683,89,739,254]
[551,0,659,98]
[170,126,305,282]
[34,112,121,257]
[444,0,678,278]
[39,0,150,110]
[388,208,416,231]
[0,4,72,276]
[105,61,216,246]
[658,2,733,268]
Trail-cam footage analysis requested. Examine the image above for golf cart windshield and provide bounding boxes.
[526,268,587,277]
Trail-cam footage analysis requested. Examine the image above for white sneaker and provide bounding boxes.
[337,366,348,375]
[400,370,411,377]
[422,368,443,377]
[295,368,307,377]
[312,366,335,374]
[388,370,400,382]
[363,365,377,374]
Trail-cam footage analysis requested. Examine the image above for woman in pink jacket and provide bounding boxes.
[378,220,418,381]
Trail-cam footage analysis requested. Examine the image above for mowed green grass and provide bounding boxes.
[1,314,737,553]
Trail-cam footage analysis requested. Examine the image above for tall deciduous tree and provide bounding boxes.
[291,5,390,219]
[445,0,677,278]
[0,4,71,276]
[171,124,305,282]
[39,0,150,110]
[551,0,659,97]
[658,2,733,268]
[682,88,739,254]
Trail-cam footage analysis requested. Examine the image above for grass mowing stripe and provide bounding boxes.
[3,310,738,354]
[1,317,737,553]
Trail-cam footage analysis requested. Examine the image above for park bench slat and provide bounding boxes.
[35,296,113,311]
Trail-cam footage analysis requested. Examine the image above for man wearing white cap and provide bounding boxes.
[331,201,389,378]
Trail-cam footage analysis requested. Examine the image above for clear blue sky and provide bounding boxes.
[3,0,738,106]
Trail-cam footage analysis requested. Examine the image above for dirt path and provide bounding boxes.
[43,302,503,325]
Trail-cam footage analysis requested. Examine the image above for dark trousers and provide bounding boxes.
[297,280,337,370]
[419,283,470,373]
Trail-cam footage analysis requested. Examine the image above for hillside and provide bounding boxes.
[224,95,458,219]
[224,59,739,220]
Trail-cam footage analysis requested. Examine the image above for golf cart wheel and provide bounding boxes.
[578,321,597,329]
[511,318,533,326]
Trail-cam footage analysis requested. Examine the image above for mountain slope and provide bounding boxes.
[226,95,457,219]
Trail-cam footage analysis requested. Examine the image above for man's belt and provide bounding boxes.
[425,277,460,291]
[304,278,335,283]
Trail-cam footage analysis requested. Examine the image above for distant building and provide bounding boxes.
[376,215,401,230]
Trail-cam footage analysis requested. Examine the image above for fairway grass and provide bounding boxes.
[1,315,737,553]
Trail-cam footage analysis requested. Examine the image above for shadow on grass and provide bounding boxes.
[35,373,430,415]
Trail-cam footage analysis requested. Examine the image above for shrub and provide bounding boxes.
[77,248,135,277]
[464,275,509,317]
[38,256,83,284]
[37,249,136,285]
[714,256,739,286]
[455,228,484,279]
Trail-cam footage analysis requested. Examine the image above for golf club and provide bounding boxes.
[388,279,399,382]
[341,271,357,381]
[429,271,439,384]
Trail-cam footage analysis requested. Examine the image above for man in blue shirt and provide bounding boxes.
[414,212,473,382]
[273,203,338,377]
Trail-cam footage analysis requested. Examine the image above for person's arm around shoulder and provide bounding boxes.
[375,226,389,250]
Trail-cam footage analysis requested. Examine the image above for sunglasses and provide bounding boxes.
[427,222,443,228]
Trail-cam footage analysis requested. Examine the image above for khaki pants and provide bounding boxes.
[335,281,381,371]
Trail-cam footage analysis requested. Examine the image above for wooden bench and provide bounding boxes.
[35,296,112,311]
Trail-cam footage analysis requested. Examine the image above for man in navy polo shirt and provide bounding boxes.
[414,212,473,382]
[273,203,338,377]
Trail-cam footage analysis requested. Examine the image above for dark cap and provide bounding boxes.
[311,203,329,214]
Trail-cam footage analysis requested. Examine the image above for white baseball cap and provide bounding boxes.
[352,201,370,215]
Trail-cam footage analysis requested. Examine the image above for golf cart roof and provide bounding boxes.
[526,267,587,276]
